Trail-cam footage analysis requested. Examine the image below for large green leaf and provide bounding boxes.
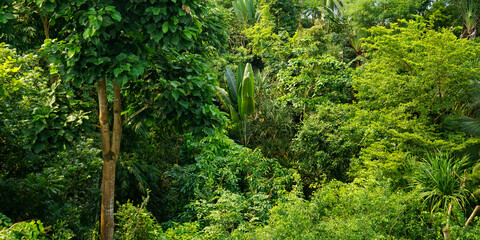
[238,63,255,116]
[246,0,255,21]
[232,1,243,20]
[236,63,245,90]
[224,66,238,105]
[216,86,239,122]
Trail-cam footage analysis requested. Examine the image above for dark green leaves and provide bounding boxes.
[146,7,167,16]
[224,67,238,104]
[0,11,14,23]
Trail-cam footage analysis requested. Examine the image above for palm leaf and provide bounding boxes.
[459,116,480,136]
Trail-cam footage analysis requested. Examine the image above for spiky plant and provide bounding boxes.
[457,0,479,40]
[413,151,469,214]
[232,0,260,25]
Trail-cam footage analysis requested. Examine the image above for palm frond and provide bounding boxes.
[413,151,469,213]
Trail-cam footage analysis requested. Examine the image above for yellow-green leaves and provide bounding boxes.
[357,18,480,122]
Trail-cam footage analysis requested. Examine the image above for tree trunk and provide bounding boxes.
[243,115,248,147]
[39,14,50,39]
[98,80,122,240]
[443,203,454,240]
[463,205,480,230]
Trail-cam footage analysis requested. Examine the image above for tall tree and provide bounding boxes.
[37,0,209,239]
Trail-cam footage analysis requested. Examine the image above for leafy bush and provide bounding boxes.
[290,22,327,57]
[164,132,299,235]
[250,179,438,239]
[115,195,164,240]
[123,50,226,138]
[0,43,94,154]
[356,18,480,124]
[246,97,297,165]
[277,55,352,118]
[292,103,361,187]
[242,4,290,70]
[0,137,102,237]
[0,219,74,240]
[0,220,48,240]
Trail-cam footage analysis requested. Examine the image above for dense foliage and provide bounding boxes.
[1,0,480,239]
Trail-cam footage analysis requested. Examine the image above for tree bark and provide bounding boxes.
[443,203,454,240]
[463,205,480,230]
[98,80,122,240]
[39,14,50,39]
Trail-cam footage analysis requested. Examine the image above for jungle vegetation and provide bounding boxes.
[1,0,480,239]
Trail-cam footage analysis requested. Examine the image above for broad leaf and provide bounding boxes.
[224,67,237,104]
[239,63,255,116]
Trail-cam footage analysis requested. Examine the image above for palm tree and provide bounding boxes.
[413,151,469,239]
[457,0,479,40]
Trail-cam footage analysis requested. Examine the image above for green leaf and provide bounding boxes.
[204,127,215,136]
[117,75,129,87]
[83,26,94,39]
[105,6,115,11]
[92,16,102,30]
[67,48,75,58]
[111,11,121,22]
[44,2,55,12]
[236,63,245,90]
[239,63,255,116]
[33,142,45,153]
[216,86,239,122]
[183,31,192,40]
[114,68,123,77]
[169,23,178,33]
[172,91,179,101]
[131,66,144,77]
[162,22,169,33]
[64,131,74,142]
[152,7,161,15]
[151,31,164,42]
[0,13,14,23]
[224,67,238,103]
[171,35,179,45]
[178,101,189,108]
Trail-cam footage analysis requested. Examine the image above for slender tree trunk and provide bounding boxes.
[463,205,480,230]
[243,115,248,147]
[98,80,122,240]
[39,14,50,39]
[443,203,454,240]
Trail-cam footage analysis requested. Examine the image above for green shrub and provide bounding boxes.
[165,132,299,235]
[277,55,352,118]
[251,179,438,239]
[115,195,165,240]
[0,137,102,237]
[0,219,73,240]
[164,222,201,240]
[292,103,361,187]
